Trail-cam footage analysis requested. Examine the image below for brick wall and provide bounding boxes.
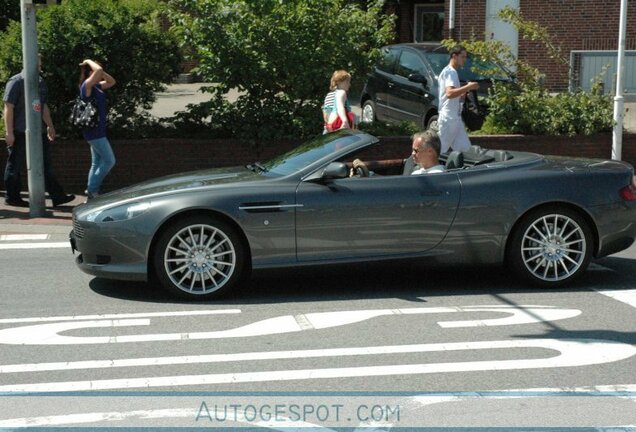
[1,134,634,195]
[447,0,486,41]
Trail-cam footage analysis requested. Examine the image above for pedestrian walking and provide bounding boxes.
[79,59,116,200]
[323,70,355,133]
[3,57,75,207]
[437,45,480,154]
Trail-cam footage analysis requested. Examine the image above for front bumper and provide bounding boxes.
[69,223,148,282]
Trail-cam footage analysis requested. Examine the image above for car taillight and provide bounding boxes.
[620,176,636,200]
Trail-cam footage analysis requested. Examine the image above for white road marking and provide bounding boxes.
[0,337,623,374]
[0,306,581,345]
[0,408,196,428]
[0,338,633,392]
[595,288,636,309]
[0,242,69,250]
[0,234,48,241]
[491,383,636,394]
[0,309,241,325]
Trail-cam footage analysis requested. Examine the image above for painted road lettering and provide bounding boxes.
[0,305,581,345]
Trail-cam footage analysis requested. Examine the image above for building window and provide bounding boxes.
[414,4,444,42]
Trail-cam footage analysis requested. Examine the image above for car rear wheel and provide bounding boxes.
[508,206,592,286]
[153,215,248,300]
[361,100,376,123]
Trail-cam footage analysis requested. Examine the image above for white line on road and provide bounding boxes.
[0,234,49,241]
[0,309,241,325]
[0,339,633,392]
[0,242,69,250]
[595,289,636,309]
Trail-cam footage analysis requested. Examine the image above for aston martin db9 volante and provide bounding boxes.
[70,130,636,300]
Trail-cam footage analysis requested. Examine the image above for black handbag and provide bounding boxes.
[69,96,99,128]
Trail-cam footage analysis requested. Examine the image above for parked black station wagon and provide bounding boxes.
[360,43,514,131]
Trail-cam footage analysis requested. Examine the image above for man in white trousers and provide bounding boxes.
[437,45,480,154]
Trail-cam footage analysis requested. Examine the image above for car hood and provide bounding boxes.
[83,166,267,207]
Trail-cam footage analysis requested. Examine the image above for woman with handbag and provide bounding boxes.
[79,59,116,200]
[323,70,355,133]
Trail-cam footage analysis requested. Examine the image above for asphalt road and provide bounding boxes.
[0,230,635,429]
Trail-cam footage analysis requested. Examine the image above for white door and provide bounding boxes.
[485,0,519,67]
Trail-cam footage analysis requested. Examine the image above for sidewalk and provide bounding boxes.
[0,192,82,229]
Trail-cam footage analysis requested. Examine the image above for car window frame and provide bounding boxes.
[395,48,427,79]
[376,46,401,74]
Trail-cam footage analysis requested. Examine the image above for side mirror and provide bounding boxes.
[408,73,428,86]
[321,162,348,179]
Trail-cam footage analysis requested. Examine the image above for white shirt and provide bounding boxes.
[411,164,445,175]
[438,65,461,120]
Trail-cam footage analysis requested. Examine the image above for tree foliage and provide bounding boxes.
[442,6,613,136]
[0,0,181,137]
[168,0,395,142]
[0,0,20,33]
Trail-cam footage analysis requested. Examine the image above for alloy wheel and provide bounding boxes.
[163,224,237,294]
[520,214,586,282]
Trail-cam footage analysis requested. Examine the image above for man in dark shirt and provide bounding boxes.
[3,59,74,207]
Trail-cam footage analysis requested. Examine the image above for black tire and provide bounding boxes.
[425,114,439,132]
[361,100,377,124]
[153,215,248,300]
[508,206,593,287]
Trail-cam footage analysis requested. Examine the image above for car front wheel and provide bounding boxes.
[153,215,248,299]
[508,206,592,286]
[361,100,377,124]
[425,114,439,132]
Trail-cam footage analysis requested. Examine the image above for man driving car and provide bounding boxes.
[350,130,445,176]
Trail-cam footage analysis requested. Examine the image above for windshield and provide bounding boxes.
[262,132,364,176]
[423,51,511,81]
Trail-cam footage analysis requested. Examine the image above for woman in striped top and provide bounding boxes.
[323,70,354,133]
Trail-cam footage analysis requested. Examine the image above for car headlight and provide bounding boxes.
[85,202,152,223]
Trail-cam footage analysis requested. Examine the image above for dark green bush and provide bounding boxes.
[0,0,20,33]
[481,81,614,136]
[358,120,419,137]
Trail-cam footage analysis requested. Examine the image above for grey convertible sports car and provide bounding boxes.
[70,130,636,300]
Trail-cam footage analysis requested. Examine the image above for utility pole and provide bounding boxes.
[19,0,46,217]
[612,0,628,161]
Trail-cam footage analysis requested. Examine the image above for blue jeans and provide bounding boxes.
[86,137,115,194]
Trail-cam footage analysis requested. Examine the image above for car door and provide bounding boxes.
[388,49,436,123]
[367,46,400,122]
[294,172,461,262]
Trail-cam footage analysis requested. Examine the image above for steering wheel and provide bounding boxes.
[352,159,369,177]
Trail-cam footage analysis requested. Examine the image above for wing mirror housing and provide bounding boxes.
[321,162,348,179]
